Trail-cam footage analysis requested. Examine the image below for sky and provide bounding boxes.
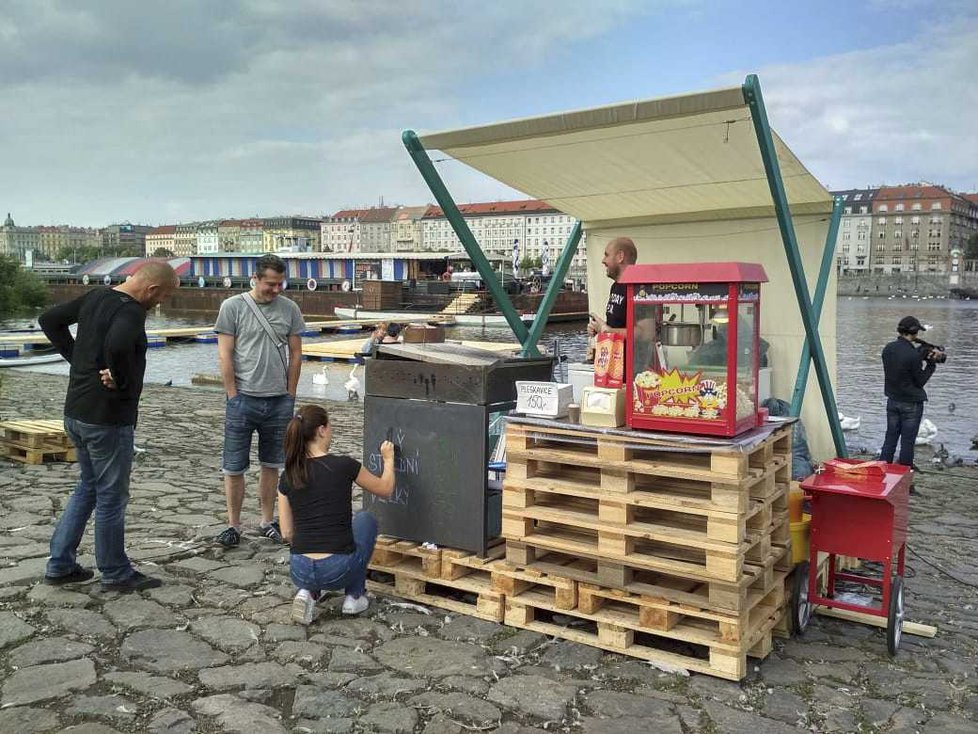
[1,0,976,227]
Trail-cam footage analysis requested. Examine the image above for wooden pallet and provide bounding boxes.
[370,536,443,578]
[491,562,581,611]
[505,539,790,615]
[0,419,72,449]
[368,556,505,622]
[1,442,77,465]
[503,505,788,584]
[504,587,781,681]
[576,571,785,644]
[504,472,787,545]
[506,422,792,483]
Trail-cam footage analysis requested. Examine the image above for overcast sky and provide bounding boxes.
[1,0,976,227]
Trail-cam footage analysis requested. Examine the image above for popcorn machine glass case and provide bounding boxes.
[620,262,768,437]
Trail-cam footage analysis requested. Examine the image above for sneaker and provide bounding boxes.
[216,526,241,547]
[291,589,316,625]
[342,594,369,615]
[101,571,163,594]
[260,520,284,544]
[44,566,94,586]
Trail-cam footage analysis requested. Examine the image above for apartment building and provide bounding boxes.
[195,221,221,255]
[359,207,398,253]
[262,216,322,253]
[392,206,431,252]
[145,225,177,256]
[832,189,877,274]
[321,209,365,253]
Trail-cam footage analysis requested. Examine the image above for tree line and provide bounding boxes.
[0,255,48,318]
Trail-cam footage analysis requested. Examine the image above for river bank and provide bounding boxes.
[1,372,976,732]
[837,272,978,298]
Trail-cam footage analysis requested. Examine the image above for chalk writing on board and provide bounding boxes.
[366,429,420,507]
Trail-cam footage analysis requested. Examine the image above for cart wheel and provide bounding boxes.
[886,577,905,656]
[790,561,813,635]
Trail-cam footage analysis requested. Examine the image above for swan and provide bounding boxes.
[838,412,861,432]
[312,365,329,386]
[344,363,361,400]
[915,418,937,445]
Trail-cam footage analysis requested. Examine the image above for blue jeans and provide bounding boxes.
[48,418,135,583]
[290,512,378,598]
[880,398,924,466]
[222,393,295,474]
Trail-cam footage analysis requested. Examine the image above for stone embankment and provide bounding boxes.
[0,372,976,732]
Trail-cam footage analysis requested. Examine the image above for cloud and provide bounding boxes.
[0,0,653,225]
[718,17,978,192]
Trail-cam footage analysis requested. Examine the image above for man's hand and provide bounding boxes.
[588,315,606,337]
[99,368,117,390]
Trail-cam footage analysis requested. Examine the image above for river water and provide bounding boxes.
[4,297,976,459]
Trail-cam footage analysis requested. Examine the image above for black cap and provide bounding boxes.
[897,316,925,334]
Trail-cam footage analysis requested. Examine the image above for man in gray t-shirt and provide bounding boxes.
[214,254,306,548]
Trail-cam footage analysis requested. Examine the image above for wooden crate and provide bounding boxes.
[505,539,790,615]
[491,562,580,611]
[504,586,781,681]
[369,536,443,578]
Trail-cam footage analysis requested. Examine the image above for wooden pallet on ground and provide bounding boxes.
[0,419,72,449]
[504,585,781,681]
[505,539,790,615]
[369,535,443,578]
[368,552,505,622]
[1,442,76,465]
[491,561,581,611]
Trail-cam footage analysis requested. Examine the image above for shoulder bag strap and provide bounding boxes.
[241,293,289,374]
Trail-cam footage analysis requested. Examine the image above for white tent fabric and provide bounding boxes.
[418,85,838,459]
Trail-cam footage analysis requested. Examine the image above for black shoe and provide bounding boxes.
[100,571,163,593]
[260,520,284,544]
[44,566,94,585]
[216,526,241,547]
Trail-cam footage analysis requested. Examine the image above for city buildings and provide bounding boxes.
[145,225,177,256]
[101,223,153,256]
[833,184,978,275]
[321,209,365,253]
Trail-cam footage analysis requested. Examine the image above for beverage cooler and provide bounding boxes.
[619,262,768,437]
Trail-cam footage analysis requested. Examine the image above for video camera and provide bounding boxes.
[914,338,947,364]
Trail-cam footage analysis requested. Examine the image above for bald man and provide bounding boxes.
[588,237,638,337]
[39,261,179,593]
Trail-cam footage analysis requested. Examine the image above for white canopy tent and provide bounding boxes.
[415,83,839,460]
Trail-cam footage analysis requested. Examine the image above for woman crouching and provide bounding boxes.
[278,404,394,624]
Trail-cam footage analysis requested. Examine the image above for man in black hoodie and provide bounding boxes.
[40,261,179,592]
[880,316,941,467]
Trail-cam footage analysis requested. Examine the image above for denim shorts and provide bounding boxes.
[222,393,295,474]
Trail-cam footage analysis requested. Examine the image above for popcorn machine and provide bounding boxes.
[619,262,768,437]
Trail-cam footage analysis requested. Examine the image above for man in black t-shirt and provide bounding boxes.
[588,237,638,337]
[40,262,178,593]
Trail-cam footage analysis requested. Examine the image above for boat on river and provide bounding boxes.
[0,353,64,368]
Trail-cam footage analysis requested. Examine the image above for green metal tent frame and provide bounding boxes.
[403,74,847,457]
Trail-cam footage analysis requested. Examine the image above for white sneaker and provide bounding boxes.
[342,594,369,615]
[291,589,315,625]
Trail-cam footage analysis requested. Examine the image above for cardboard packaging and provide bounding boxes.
[515,381,574,418]
[580,386,626,427]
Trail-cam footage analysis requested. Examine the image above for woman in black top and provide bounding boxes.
[278,404,394,624]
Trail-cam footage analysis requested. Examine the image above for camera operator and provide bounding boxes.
[880,316,942,467]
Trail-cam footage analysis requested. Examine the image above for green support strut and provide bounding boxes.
[742,75,847,457]
[521,222,583,357]
[401,130,534,353]
[790,196,843,417]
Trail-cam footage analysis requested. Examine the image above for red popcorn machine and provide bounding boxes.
[619,262,768,437]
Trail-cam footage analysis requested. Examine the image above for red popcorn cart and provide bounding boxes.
[619,262,767,437]
[792,460,911,655]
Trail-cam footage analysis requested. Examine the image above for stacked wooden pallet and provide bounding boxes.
[0,419,76,464]
[496,419,792,680]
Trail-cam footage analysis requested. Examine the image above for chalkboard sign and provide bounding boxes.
[363,396,489,554]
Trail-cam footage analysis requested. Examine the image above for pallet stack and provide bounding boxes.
[367,418,793,681]
[0,419,76,464]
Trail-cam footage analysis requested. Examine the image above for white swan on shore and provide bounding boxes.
[915,418,938,445]
[344,363,361,400]
[312,365,329,386]
[838,412,861,432]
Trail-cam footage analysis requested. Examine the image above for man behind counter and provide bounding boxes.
[588,237,638,338]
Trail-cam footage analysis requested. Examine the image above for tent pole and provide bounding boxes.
[790,196,843,416]
[742,75,847,457]
[401,130,533,351]
[521,223,583,357]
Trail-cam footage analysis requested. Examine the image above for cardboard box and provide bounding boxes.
[515,381,573,418]
[580,386,626,427]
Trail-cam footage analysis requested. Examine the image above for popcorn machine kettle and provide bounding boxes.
[619,262,768,437]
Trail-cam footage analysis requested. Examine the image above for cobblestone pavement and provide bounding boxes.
[0,372,976,733]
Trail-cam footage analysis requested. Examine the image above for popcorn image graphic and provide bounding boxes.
[697,379,722,419]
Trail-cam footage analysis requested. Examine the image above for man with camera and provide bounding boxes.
[880,316,944,467]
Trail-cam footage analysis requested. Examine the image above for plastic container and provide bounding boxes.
[790,513,811,565]
[788,482,805,523]
[567,362,595,405]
